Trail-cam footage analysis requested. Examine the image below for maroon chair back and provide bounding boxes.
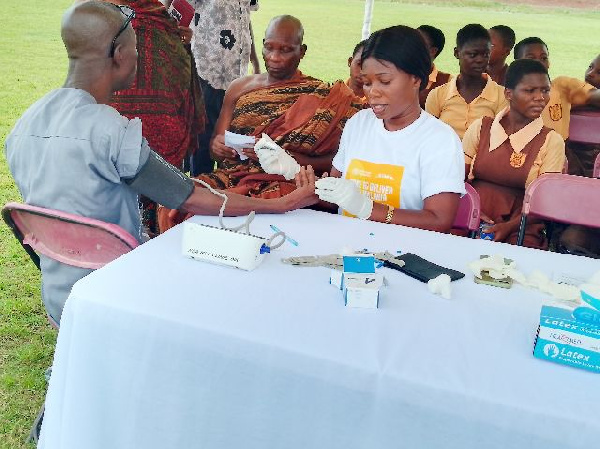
[516,174,600,245]
[2,202,139,270]
[453,183,481,238]
[2,202,140,329]
[569,107,600,145]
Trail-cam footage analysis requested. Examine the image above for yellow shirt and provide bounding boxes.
[425,74,508,139]
[463,108,565,187]
[542,76,594,140]
[426,64,449,90]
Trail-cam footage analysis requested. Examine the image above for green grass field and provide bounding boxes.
[1,0,598,446]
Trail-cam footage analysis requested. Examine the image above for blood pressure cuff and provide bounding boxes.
[123,149,194,210]
[384,253,465,283]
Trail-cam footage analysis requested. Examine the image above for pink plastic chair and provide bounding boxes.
[2,202,140,327]
[516,174,600,246]
[569,107,600,145]
[594,152,600,178]
[453,183,481,238]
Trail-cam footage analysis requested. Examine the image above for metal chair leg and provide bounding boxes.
[25,403,45,444]
[516,214,527,246]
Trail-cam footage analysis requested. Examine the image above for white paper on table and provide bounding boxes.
[225,131,255,161]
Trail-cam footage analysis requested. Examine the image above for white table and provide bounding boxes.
[39,210,600,449]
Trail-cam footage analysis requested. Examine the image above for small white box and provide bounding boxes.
[343,273,384,309]
[330,270,343,289]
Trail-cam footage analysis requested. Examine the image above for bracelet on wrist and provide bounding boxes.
[385,204,395,224]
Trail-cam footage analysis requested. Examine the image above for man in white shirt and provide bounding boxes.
[189,0,260,175]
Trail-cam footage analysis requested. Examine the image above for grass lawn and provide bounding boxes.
[0,0,597,446]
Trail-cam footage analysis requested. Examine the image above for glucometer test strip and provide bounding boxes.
[270,224,299,246]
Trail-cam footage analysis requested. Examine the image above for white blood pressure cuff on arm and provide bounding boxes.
[123,146,194,210]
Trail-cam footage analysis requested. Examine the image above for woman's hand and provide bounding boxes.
[480,212,495,224]
[487,220,519,242]
[314,177,373,219]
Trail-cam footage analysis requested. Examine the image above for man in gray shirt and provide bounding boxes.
[5,1,316,324]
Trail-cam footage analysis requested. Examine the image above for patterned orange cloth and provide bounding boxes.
[158,73,362,233]
[196,71,363,197]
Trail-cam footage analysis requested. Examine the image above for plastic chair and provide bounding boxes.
[2,202,141,443]
[516,174,600,246]
[453,183,481,238]
[569,107,600,145]
[2,202,140,327]
[594,152,600,178]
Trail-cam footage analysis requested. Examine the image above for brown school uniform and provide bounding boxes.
[464,109,566,187]
[470,116,554,248]
[488,64,508,86]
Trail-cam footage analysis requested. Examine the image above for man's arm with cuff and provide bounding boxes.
[124,147,318,216]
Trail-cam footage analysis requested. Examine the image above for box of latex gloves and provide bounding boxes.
[330,254,383,308]
[533,305,600,373]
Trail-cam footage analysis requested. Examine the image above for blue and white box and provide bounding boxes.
[533,305,600,373]
[330,254,376,290]
[330,254,384,308]
[343,273,384,309]
[343,254,376,273]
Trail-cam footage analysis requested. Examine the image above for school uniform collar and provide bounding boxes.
[444,73,496,102]
[489,107,545,153]
[427,65,439,89]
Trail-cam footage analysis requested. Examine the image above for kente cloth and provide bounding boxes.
[471,116,551,249]
[109,0,205,168]
[196,72,363,197]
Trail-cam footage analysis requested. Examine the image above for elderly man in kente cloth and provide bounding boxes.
[158,15,362,230]
[201,15,362,195]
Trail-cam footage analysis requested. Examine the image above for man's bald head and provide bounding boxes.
[62,1,138,98]
[262,15,306,81]
[62,1,130,59]
[265,15,304,45]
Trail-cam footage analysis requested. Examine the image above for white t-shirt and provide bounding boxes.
[332,108,465,213]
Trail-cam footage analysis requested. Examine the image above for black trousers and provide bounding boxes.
[189,77,226,176]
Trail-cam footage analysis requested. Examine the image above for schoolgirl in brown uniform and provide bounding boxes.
[463,59,565,248]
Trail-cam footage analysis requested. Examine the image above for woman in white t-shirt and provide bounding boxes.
[315,25,465,232]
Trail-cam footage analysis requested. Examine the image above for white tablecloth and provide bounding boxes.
[39,210,600,449]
